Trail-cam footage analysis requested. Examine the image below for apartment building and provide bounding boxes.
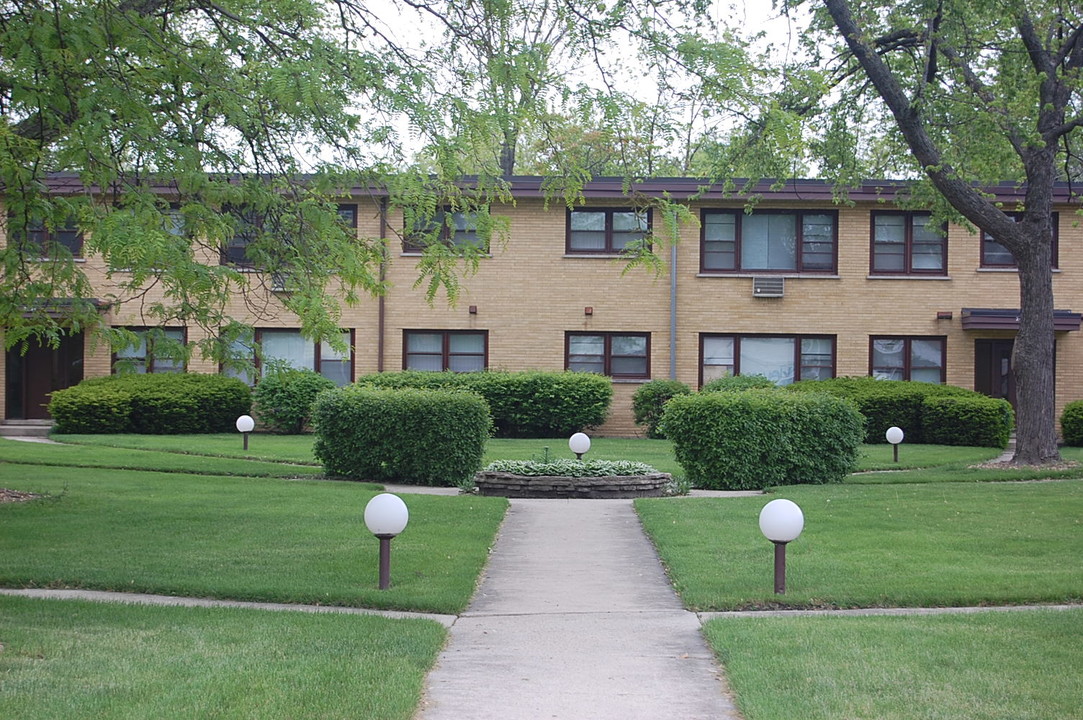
[3,177,1080,436]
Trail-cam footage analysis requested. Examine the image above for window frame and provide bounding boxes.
[869,336,947,383]
[980,212,1059,269]
[220,328,355,386]
[403,208,487,253]
[112,327,187,374]
[565,208,652,255]
[402,330,489,372]
[565,331,651,379]
[699,209,838,274]
[869,211,948,276]
[9,216,84,258]
[698,333,836,387]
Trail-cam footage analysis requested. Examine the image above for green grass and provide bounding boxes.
[704,609,1083,720]
[637,480,1083,611]
[53,433,322,464]
[0,463,506,614]
[0,594,445,720]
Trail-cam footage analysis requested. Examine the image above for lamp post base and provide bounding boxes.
[377,534,393,590]
[773,541,787,594]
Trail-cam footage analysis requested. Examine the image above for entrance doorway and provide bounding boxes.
[974,339,1015,407]
[4,332,84,419]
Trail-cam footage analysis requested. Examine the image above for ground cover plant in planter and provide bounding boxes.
[475,458,675,498]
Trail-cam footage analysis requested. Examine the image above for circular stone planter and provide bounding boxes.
[474,471,672,499]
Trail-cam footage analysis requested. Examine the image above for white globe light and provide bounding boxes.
[569,432,591,456]
[759,499,805,543]
[235,414,255,433]
[364,493,409,537]
[886,426,905,445]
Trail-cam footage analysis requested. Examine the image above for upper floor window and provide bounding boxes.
[871,212,947,275]
[700,334,835,386]
[404,330,487,372]
[981,213,1058,268]
[222,328,354,386]
[405,209,485,253]
[114,327,186,374]
[701,210,836,273]
[566,332,649,379]
[870,336,945,383]
[221,203,358,268]
[567,209,650,254]
[9,217,83,258]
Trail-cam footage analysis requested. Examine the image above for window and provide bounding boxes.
[871,212,946,274]
[114,328,186,374]
[222,204,357,268]
[870,337,945,383]
[566,332,649,378]
[404,330,487,372]
[700,334,835,386]
[404,209,485,252]
[222,328,354,386]
[9,217,83,258]
[567,209,650,254]
[981,213,1058,268]
[701,210,836,273]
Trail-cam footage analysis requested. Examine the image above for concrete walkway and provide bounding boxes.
[417,499,742,720]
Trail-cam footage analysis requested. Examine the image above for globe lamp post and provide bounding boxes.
[759,499,805,595]
[235,414,255,451]
[364,493,409,590]
[569,432,591,460]
[886,426,905,463]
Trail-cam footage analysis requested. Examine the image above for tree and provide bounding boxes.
[749,0,1082,465]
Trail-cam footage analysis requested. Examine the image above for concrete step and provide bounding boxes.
[0,420,54,438]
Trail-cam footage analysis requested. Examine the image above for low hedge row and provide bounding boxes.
[1060,400,1083,446]
[312,386,490,486]
[353,370,612,438]
[49,374,251,434]
[660,389,865,491]
[252,366,335,434]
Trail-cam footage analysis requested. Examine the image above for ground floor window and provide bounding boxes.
[222,328,354,386]
[404,330,487,372]
[700,334,835,386]
[113,327,186,374]
[870,336,945,383]
[566,332,650,378]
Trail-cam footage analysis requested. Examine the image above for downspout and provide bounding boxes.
[669,236,678,380]
[378,196,388,373]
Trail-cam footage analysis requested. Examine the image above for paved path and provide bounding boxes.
[417,499,742,720]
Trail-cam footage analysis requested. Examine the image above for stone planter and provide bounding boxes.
[474,471,672,499]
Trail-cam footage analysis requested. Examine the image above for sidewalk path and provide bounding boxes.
[417,499,742,720]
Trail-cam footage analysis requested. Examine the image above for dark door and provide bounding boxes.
[974,339,1015,407]
[4,332,84,419]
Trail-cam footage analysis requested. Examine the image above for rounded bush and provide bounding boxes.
[312,386,491,486]
[1061,400,1083,446]
[253,365,335,433]
[660,389,864,491]
[49,374,251,434]
[922,396,1014,448]
[632,379,692,438]
[700,374,777,393]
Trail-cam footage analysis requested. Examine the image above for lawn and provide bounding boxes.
[0,594,445,720]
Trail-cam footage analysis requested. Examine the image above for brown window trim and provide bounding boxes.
[219,328,356,384]
[698,333,837,387]
[699,208,838,274]
[402,329,489,372]
[869,335,946,383]
[566,207,652,255]
[980,212,1059,269]
[869,211,948,276]
[112,326,188,374]
[403,208,488,253]
[565,331,651,379]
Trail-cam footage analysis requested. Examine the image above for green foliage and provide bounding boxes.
[482,459,658,477]
[700,374,778,393]
[49,374,251,434]
[252,364,335,434]
[632,379,693,438]
[788,377,979,444]
[312,386,490,486]
[659,389,864,491]
[354,370,612,438]
[1061,401,1083,447]
[921,396,1014,448]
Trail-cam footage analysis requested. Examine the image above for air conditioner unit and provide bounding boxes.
[752,276,785,298]
[270,272,295,293]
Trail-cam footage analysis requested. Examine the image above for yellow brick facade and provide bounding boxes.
[3,178,1081,438]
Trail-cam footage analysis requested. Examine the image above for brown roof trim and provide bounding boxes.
[961,308,1082,332]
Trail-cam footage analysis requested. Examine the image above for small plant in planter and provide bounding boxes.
[475,459,673,499]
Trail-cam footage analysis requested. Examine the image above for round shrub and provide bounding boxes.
[48,384,132,434]
[922,396,1014,448]
[253,365,335,433]
[700,374,777,393]
[312,386,491,486]
[1061,400,1083,446]
[660,389,864,491]
[632,379,692,438]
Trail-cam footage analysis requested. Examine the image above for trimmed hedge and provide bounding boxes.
[700,374,777,393]
[922,396,1014,448]
[632,379,692,438]
[252,366,335,434]
[659,389,864,491]
[312,386,490,486]
[354,370,612,438]
[49,374,251,434]
[1061,400,1083,446]
[787,377,993,444]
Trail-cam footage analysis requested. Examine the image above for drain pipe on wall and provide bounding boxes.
[377,196,388,373]
[669,235,678,380]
